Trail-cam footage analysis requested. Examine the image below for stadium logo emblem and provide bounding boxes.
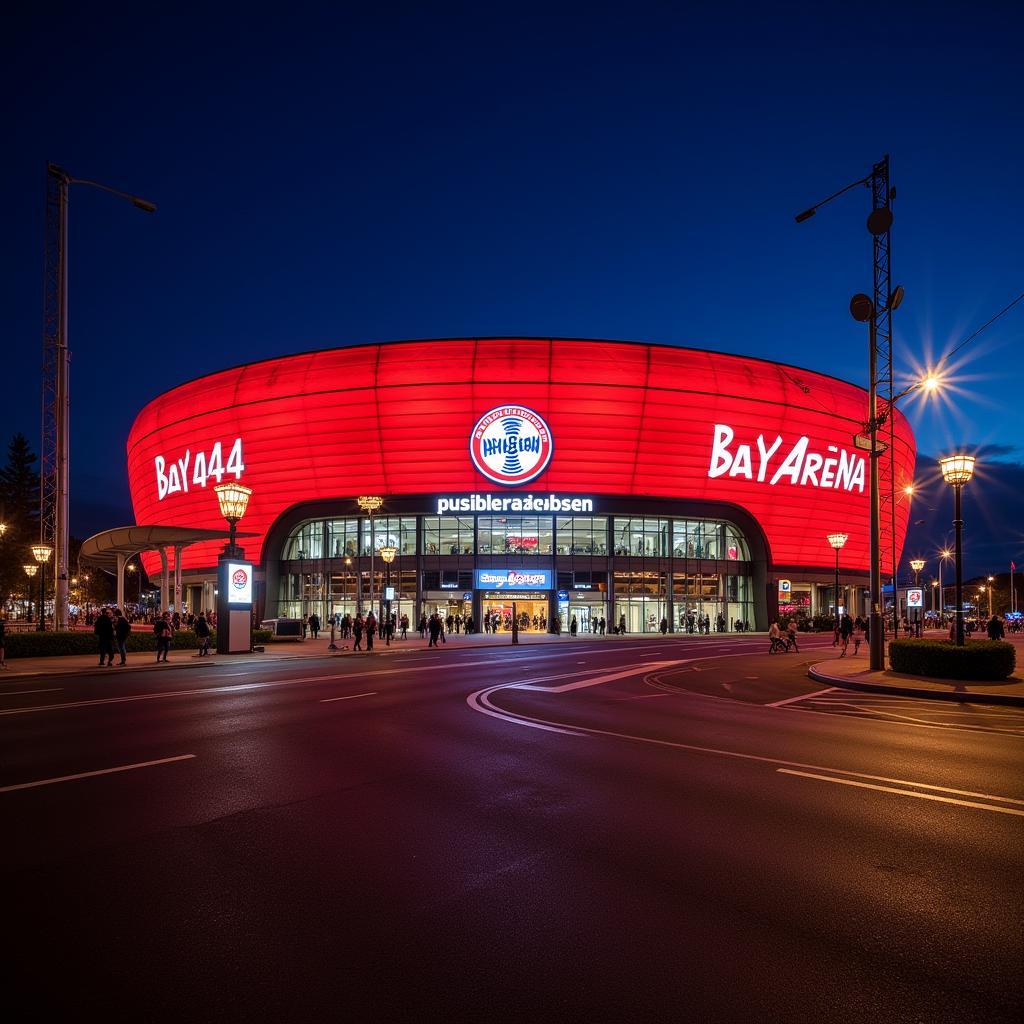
[470,406,553,486]
[232,568,249,590]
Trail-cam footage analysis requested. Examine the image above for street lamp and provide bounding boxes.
[23,564,38,623]
[379,545,397,645]
[31,543,52,631]
[931,580,939,618]
[909,558,925,636]
[357,496,383,619]
[126,562,139,608]
[826,533,848,624]
[938,454,976,646]
[42,165,156,633]
[937,547,953,624]
[213,482,253,556]
[986,575,994,619]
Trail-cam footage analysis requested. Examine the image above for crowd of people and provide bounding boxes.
[89,607,216,666]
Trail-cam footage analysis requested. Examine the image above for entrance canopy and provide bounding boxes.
[80,525,256,610]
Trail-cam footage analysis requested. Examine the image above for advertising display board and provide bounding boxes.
[906,589,923,609]
[474,568,552,591]
[226,561,253,606]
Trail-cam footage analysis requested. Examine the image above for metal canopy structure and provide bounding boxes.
[79,525,256,612]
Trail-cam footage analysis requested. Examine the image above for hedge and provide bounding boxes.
[3,629,273,659]
[888,638,1017,681]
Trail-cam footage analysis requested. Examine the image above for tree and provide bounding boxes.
[0,433,41,617]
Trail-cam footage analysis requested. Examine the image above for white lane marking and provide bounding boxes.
[0,657,537,717]
[776,769,1024,818]
[788,703,1024,736]
[514,661,685,693]
[0,754,196,795]
[766,686,839,708]
[0,688,65,697]
[612,693,673,701]
[468,686,1024,808]
[320,691,377,704]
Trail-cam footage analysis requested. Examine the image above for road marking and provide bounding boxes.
[612,693,673,701]
[514,661,685,693]
[0,688,64,697]
[0,754,196,795]
[469,684,1024,813]
[776,769,1024,818]
[320,691,377,703]
[766,686,838,708]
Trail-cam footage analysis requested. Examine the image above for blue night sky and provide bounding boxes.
[3,4,1022,573]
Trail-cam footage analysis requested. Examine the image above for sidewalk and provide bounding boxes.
[0,629,760,681]
[808,643,1024,706]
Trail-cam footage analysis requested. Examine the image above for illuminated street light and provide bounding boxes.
[379,545,397,645]
[826,533,848,624]
[909,558,925,636]
[357,496,384,618]
[23,564,38,624]
[939,454,976,645]
[214,482,253,555]
[31,543,52,632]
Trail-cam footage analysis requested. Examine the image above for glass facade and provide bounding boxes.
[277,510,756,631]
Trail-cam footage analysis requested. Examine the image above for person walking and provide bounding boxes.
[114,609,132,665]
[400,613,409,640]
[987,614,1005,641]
[353,614,364,651]
[419,613,428,639]
[95,607,115,666]
[852,616,865,655]
[660,616,668,635]
[365,610,376,651]
[619,613,626,635]
[154,611,173,662]
[786,617,800,653]
[838,613,853,657]
[195,612,212,655]
[309,612,320,639]
[570,615,578,637]
[428,611,442,647]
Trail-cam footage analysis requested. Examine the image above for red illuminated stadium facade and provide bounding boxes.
[126,338,916,632]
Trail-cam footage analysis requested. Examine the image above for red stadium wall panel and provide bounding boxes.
[126,338,916,575]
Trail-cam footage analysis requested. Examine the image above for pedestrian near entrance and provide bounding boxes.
[154,612,173,662]
[365,611,376,651]
[987,615,1005,640]
[786,618,800,653]
[660,617,668,635]
[309,612,320,639]
[619,613,626,635]
[570,615,578,637]
[852,616,865,655]
[419,613,428,638]
[353,614,364,650]
[114,609,131,665]
[95,608,115,666]
[838,613,853,657]
[195,612,212,655]
[428,612,442,647]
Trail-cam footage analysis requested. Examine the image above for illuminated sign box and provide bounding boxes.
[906,589,923,608]
[474,568,552,591]
[226,561,253,606]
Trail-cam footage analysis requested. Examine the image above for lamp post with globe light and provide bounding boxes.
[909,558,925,636]
[937,547,953,624]
[931,580,939,619]
[939,455,976,646]
[826,533,848,625]
[213,483,254,654]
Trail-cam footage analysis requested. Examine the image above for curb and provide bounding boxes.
[807,664,1024,707]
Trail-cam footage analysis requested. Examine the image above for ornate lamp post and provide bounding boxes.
[357,496,383,618]
[938,454,976,646]
[826,533,848,623]
[213,483,253,556]
[213,483,254,655]
[23,564,38,623]
[379,545,397,645]
[937,547,952,624]
[909,558,925,636]
[31,543,53,631]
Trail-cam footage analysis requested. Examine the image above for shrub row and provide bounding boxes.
[4,629,273,659]
[888,638,1017,681]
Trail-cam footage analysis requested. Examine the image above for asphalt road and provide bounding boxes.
[2,637,1021,1023]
